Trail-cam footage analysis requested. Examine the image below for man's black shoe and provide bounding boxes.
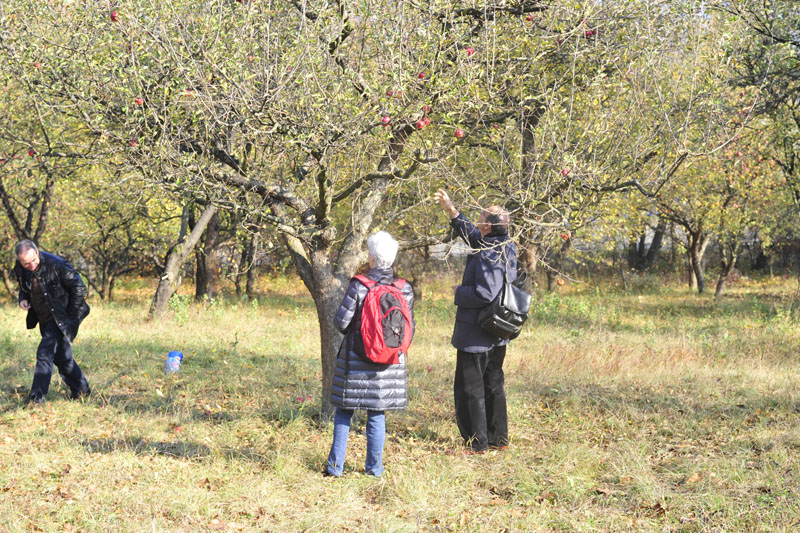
[26,394,44,406]
[70,387,91,400]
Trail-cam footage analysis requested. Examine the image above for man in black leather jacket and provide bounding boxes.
[14,240,91,404]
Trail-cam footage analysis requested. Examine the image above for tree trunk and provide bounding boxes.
[546,269,555,292]
[518,239,539,293]
[689,231,707,294]
[101,266,113,302]
[643,221,666,270]
[1,266,16,301]
[628,221,666,271]
[313,286,344,420]
[150,204,218,317]
[715,242,739,299]
[615,250,628,290]
[195,210,221,301]
[628,234,646,270]
[244,232,259,297]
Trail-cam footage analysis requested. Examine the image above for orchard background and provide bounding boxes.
[1,1,800,530]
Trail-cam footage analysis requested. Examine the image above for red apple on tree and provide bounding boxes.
[33,62,41,70]
[421,105,431,114]
[417,72,426,79]
[465,46,475,57]
[28,148,35,157]
[422,116,431,126]
[556,278,565,287]
[381,115,391,125]
[110,11,118,22]
[134,97,143,106]
[560,232,570,240]
[526,15,534,22]
[415,120,426,130]
[561,168,569,176]
[454,128,465,138]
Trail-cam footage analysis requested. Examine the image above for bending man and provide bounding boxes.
[14,240,91,404]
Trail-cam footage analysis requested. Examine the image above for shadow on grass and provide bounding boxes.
[79,436,274,465]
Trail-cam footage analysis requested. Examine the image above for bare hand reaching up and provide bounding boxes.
[434,189,459,219]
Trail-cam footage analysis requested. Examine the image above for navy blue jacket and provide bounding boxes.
[14,251,90,343]
[450,213,517,353]
[330,267,415,411]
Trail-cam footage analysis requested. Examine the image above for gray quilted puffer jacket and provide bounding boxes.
[330,267,415,411]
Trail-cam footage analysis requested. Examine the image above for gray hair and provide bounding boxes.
[367,231,398,269]
[483,206,510,235]
[14,239,39,257]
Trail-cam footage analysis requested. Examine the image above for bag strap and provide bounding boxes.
[353,274,376,289]
[391,278,406,290]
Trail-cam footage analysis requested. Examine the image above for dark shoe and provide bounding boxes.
[322,469,339,478]
[26,394,44,406]
[489,444,509,451]
[70,387,91,400]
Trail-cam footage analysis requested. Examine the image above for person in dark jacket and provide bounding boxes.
[434,189,517,453]
[325,231,415,477]
[14,240,91,405]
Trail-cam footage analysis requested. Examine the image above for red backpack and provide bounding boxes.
[353,275,413,365]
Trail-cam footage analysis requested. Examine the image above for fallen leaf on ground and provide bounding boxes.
[685,472,703,484]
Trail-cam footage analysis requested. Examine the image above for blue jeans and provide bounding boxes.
[326,408,385,477]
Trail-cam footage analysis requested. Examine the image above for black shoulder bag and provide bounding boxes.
[477,271,531,340]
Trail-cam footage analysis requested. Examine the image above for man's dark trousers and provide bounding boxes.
[454,346,508,452]
[31,319,89,399]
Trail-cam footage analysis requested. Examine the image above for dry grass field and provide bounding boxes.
[1,274,800,531]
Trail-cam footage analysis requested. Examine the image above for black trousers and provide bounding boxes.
[454,346,508,451]
[30,320,89,399]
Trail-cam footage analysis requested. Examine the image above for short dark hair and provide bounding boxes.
[483,206,510,235]
[14,239,38,257]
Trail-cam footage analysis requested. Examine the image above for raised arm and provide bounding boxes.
[434,189,482,249]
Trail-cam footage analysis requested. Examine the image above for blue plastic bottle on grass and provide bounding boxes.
[165,351,183,374]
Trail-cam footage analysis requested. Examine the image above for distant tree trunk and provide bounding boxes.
[688,230,708,294]
[150,204,218,317]
[518,239,540,293]
[628,220,666,271]
[108,277,117,302]
[669,222,679,274]
[2,266,15,301]
[234,232,259,297]
[195,210,221,301]
[101,271,113,303]
[545,268,555,291]
[614,249,628,290]
[627,233,647,270]
[245,233,259,297]
[643,221,666,269]
[715,240,739,299]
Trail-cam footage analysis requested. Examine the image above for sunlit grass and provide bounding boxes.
[1,274,799,531]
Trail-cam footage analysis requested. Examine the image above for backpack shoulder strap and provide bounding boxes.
[352,274,376,289]
[391,278,407,290]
